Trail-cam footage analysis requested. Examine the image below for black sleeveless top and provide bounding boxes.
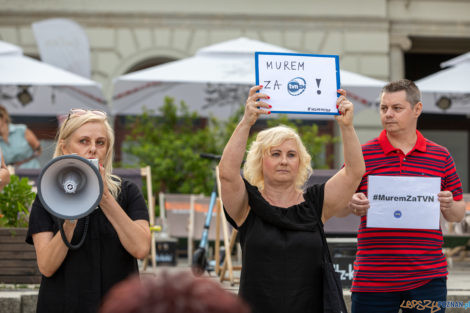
[224,179,325,313]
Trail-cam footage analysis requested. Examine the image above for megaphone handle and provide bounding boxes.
[58,216,90,250]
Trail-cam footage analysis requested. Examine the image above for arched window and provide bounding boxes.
[125,56,176,74]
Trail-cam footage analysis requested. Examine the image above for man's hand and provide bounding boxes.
[439,190,465,222]
[438,190,454,213]
[349,192,370,216]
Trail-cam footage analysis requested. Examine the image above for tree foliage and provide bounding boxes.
[125,98,220,197]
[124,99,338,207]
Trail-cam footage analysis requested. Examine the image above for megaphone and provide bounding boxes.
[37,155,103,249]
[38,155,103,219]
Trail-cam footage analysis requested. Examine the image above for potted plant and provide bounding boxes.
[0,175,40,284]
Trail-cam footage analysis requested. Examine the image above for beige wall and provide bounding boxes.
[0,0,385,15]
[0,0,391,97]
[1,0,469,99]
[1,0,469,96]
[1,0,469,188]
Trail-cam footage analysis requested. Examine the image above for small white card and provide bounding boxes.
[255,52,340,115]
[367,175,441,229]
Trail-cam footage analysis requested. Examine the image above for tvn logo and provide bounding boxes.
[287,77,306,96]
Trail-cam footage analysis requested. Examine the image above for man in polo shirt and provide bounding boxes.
[346,79,465,313]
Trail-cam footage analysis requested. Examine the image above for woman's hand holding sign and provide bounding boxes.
[241,85,271,126]
[335,89,354,127]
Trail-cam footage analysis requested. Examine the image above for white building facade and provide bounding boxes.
[1,0,469,190]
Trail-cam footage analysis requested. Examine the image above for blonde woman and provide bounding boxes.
[219,85,365,313]
[26,109,151,313]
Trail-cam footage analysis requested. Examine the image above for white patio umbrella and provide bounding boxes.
[416,52,470,115]
[0,40,107,116]
[112,37,385,118]
[0,40,22,56]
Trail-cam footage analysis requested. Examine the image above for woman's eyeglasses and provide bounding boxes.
[62,109,107,128]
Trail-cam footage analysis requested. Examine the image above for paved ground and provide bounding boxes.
[140,257,470,292]
[1,258,469,313]
[2,257,468,292]
[447,260,470,292]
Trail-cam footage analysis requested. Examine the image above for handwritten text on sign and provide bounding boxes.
[367,175,441,229]
[255,52,340,115]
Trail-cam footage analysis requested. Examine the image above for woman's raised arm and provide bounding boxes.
[323,89,365,221]
[219,85,270,226]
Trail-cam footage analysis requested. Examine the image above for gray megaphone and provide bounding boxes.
[37,155,103,249]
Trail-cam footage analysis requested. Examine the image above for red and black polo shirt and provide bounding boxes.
[352,130,463,293]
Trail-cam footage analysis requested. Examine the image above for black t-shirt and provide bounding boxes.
[224,179,325,313]
[26,180,149,313]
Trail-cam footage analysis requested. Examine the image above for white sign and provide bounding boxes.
[367,175,441,229]
[255,52,340,115]
[32,18,91,78]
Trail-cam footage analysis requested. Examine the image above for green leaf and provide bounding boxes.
[0,175,36,227]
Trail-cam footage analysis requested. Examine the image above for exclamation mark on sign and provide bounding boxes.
[316,79,321,95]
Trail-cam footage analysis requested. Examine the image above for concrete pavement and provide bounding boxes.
[1,259,469,313]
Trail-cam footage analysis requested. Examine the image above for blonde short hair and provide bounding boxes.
[0,105,11,125]
[243,125,312,191]
[54,111,121,198]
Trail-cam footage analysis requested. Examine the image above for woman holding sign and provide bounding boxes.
[219,85,365,313]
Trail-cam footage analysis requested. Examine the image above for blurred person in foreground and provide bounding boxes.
[218,85,365,313]
[345,79,465,313]
[100,270,251,313]
[26,109,151,313]
[0,148,10,191]
[0,105,41,168]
